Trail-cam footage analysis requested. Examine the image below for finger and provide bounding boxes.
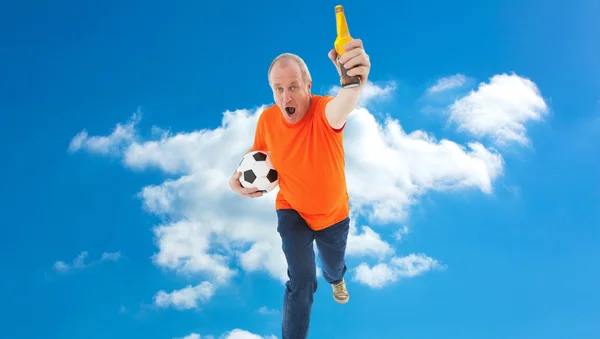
[231,171,242,181]
[239,186,260,194]
[342,54,369,70]
[328,49,342,76]
[242,190,263,198]
[347,65,369,77]
[249,191,264,198]
[338,48,363,64]
[328,49,337,64]
[230,172,242,188]
[230,174,252,191]
[344,38,363,52]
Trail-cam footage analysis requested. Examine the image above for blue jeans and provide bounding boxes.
[276,208,350,339]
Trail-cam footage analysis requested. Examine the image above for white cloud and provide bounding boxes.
[154,282,215,310]
[447,73,548,147]
[343,106,503,223]
[345,215,394,259]
[68,79,506,296]
[393,225,409,241]
[53,251,121,273]
[354,253,445,288]
[151,219,240,284]
[427,74,467,93]
[220,330,277,339]
[257,306,278,315]
[329,80,396,106]
[175,334,202,339]
[68,109,140,155]
[174,329,276,339]
[101,251,122,261]
[53,251,87,273]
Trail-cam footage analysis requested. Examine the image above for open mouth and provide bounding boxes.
[285,107,296,116]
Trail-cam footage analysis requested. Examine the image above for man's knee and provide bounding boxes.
[287,269,318,294]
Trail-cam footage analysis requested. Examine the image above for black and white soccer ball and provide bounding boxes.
[237,151,279,193]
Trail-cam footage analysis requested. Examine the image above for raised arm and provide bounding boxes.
[325,38,371,129]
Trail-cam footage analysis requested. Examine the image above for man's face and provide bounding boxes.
[269,60,312,124]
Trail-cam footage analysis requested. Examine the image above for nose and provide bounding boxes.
[280,88,293,100]
[283,92,292,103]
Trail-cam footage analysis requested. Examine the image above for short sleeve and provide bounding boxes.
[251,111,268,152]
[318,95,345,133]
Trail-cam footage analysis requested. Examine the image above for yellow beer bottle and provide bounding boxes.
[334,5,361,88]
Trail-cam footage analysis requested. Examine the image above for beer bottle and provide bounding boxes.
[334,5,361,88]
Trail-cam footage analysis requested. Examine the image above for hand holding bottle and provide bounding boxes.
[328,39,370,88]
[329,5,370,89]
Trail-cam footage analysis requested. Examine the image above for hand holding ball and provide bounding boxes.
[229,151,279,198]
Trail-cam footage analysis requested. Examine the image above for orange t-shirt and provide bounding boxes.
[251,94,349,231]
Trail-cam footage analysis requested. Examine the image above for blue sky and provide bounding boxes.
[1,0,599,338]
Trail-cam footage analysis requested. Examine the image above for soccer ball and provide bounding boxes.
[237,150,279,193]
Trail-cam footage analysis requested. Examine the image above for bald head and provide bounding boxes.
[268,53,312,86]
[268,53,313,125]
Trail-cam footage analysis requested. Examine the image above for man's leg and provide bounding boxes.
[315,216,350,303]
[277,209,318,339]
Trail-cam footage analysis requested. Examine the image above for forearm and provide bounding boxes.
[335,85,361,113]
[327,85,362,128]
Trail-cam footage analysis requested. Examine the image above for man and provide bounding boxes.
[229,39,370,338]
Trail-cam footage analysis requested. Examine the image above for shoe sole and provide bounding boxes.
[334,296,349,304]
